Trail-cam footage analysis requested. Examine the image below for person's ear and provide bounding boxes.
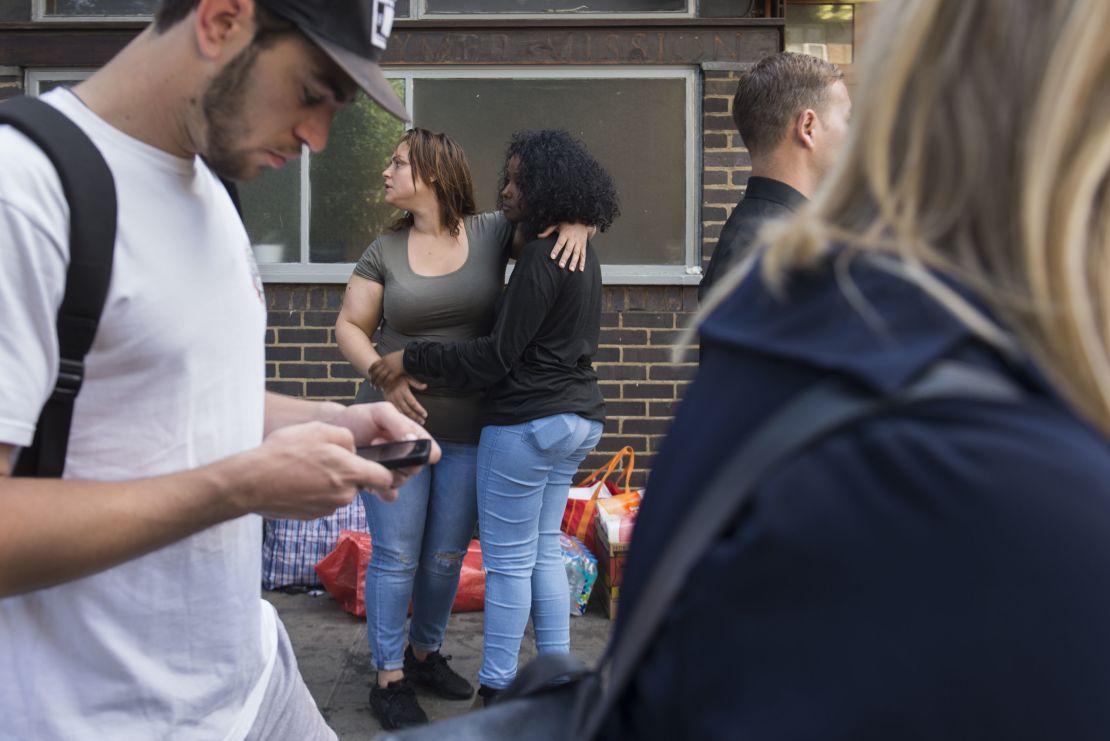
[795,108,818,152]
[194,0,256,61]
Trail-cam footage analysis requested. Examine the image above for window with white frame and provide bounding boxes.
[26,66,697,284]
[32,0,691,20]
[253,68,697,284]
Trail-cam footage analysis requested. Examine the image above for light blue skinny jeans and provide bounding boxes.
[476,413,604,689]
[359,440,478,671]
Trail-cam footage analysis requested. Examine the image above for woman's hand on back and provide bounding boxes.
[541,222,594,271]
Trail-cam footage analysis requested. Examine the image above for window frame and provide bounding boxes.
[30,0,695,22]
[25,65,91,92]
[25,65,702,286]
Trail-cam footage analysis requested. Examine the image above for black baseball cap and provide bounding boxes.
[257,0,409,121]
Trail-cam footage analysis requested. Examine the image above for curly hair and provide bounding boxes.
[498,130,620,240]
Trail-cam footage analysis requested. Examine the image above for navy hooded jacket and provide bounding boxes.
[605,253,1110,740]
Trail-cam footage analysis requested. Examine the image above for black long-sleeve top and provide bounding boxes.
[403,235,605,427]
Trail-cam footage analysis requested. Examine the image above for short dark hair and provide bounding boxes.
[732,52,843,158]
[389,128,477,238]
[499,129,620,238]
[154,0,294,46]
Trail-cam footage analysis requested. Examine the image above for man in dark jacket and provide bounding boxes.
[699,52,851,301]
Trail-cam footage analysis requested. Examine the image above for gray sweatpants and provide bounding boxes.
[244,616,337,741]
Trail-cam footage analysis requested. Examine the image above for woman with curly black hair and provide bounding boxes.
[372,129,619,701]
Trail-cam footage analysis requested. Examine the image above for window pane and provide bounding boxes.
[308,80,407,263]
[241,164,301,264]
[427,0,684,13]
[394,0,411,16]
[413,77,686,266]
[43,0,155,16]
[784,4,854,65]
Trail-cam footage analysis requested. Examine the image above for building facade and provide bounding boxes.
[0,0,874,486]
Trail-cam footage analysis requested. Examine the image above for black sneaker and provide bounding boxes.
[473,684,502,710]
[369,678,428,730]
[403,645,474,700]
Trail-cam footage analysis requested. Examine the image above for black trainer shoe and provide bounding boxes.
[369,678,428,731]
[403,645,474,700]
[473,683,502,710]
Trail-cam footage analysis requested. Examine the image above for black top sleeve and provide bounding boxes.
[402,240,564,391]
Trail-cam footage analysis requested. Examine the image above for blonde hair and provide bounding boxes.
[695,0,1110,436]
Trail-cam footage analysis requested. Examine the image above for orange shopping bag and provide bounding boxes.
[562,446,636,555]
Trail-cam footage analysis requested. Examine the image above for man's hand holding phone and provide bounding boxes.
[325,401,440,497]
[235,402,439,519]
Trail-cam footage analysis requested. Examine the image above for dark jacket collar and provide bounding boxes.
[744,176,808,211]
[701,250,1042,396]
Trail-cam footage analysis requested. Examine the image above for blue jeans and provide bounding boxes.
[360,440,478,671]
[476,413,604,689]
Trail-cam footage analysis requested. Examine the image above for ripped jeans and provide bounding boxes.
[360,440,478,671]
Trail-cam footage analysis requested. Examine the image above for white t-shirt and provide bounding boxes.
[0,89,275,740]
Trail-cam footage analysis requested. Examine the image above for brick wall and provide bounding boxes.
[264,284,702,490]
[701,65,751,276]
[262,66,753,492]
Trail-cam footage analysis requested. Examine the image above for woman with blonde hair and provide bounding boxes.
[603,0,1110,738]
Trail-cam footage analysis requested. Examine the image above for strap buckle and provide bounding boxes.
[49,358,85,402]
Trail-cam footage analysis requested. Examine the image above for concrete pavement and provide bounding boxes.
[264,589,614,740]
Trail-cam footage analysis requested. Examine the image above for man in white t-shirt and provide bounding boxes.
[0,1,430,739]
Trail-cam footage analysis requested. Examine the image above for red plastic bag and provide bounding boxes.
[452,540,486,613]
[315,531,486,618]
[315,530,372,617]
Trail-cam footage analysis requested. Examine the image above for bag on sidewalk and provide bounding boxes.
[561,446,636,555]
[315,532,486,617]
[262,498,367,590]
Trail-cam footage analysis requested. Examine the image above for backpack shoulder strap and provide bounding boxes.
[0,95,118,478]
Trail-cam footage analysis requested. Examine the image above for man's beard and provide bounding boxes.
[200,42,262,181]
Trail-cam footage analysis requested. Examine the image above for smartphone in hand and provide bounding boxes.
[356,439,431,470]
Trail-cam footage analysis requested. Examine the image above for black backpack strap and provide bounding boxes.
[576,361,1025,740]
[0,96,117,478]
[219,175,243,218]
